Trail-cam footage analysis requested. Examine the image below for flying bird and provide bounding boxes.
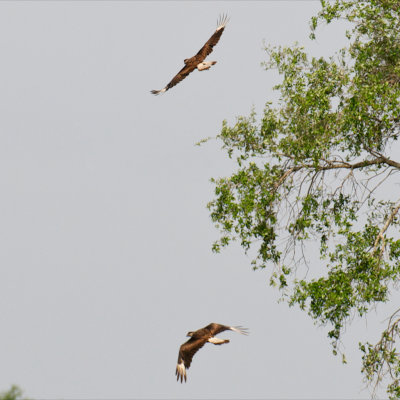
[175,322,248,383]
[151,14,229,95]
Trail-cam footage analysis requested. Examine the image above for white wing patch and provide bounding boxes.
[176,361,187,383]
[229,326,249,335]
[150,87,167,96]
[216,14,229,31]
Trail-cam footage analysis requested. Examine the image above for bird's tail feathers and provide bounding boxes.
[230,326,249,335]
[208,337,230,345]
[197,61,217,71]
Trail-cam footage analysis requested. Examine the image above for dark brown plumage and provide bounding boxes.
[151,14,229,95]
[175,323,248,383]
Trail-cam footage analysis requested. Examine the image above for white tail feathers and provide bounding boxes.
[197,61,217,71]
[208,337,230,345]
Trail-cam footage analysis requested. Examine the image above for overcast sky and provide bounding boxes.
[0,1,398,399]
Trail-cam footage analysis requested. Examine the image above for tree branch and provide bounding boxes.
[366,149,400,170]
[277,153,400,174]
[373,199,400,255]
[310,157,399,171]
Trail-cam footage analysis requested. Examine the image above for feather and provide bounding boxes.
[195,13,229,60]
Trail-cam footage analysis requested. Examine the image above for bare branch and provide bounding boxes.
[373,199,400,255]
[367,148,400,170]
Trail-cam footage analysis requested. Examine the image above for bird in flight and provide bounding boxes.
[151,14,229,95]
[175,322,248,383]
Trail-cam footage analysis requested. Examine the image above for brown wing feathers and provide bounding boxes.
[151,14,229,95]
[205,323,249,336]
[196,14,229,60]
[151,64,196,95]
[176,337,207,383]
[204,322,230,336]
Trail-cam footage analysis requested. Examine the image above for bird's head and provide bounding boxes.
[186,331,194,337]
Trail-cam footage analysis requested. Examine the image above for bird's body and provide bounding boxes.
[151,14,229,95]
[175,322,248,383]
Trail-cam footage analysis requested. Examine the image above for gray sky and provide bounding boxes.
[0,1,398,398]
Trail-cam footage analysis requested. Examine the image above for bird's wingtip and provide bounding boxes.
[231,326,249,335]
[151,88,167,96]
[176,362,187,383]
[217,13,230,29]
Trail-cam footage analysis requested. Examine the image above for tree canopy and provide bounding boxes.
[208,0,400,396]
[0,386,27,400]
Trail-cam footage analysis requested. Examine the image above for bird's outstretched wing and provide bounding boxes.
[151,63,197,95]
[195,14,229,61]
[205,323,249,336]
[175,337,207,383]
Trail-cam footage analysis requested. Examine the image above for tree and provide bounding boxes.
[0,386,27,400]
[207,0,400,396]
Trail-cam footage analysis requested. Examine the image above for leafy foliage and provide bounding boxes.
[0,386,27,400]
[208,0,400,396]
